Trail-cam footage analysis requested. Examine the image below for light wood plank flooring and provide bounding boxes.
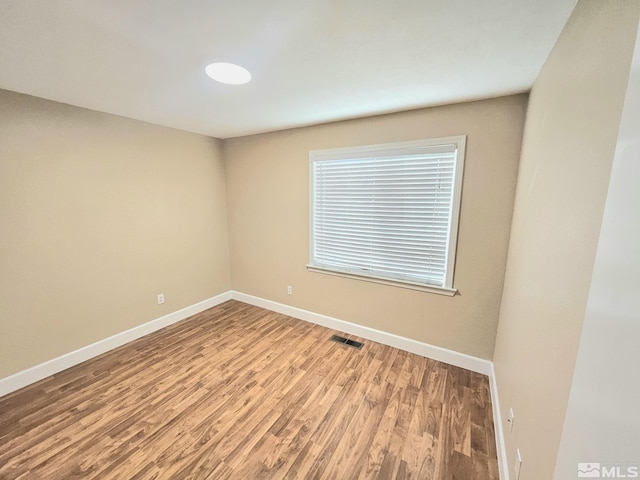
[0,300,498,479]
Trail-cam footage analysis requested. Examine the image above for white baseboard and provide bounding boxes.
[232,291,507,478]
[231,291,493,376]
[1,289,508,479]
[0,291,233,398]
[490,364,509,480]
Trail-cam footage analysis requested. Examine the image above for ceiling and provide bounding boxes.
[0,0,576,139]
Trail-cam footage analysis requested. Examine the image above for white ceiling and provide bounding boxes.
[0,0,576,139]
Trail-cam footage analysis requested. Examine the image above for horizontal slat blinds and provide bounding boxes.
[310,138,465,289]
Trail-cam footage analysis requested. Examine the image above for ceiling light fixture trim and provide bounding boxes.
[205,62,252,85]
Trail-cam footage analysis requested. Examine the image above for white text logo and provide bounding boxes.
[578,463,639,478]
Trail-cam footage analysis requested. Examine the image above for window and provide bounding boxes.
[308,136,466,295]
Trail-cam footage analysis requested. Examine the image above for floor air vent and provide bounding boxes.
[329,334,364,350]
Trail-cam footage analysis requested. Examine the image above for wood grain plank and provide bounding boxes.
[0,300,498,479]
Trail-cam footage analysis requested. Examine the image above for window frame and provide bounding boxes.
[307,136,466,296]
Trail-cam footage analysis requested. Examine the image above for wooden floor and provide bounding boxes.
[0,300,498,479]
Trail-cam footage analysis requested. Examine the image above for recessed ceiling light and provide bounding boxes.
[205,62,252,85]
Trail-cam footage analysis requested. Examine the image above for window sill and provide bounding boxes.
[306,265,458,297]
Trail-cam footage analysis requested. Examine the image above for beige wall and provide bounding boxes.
[492,1,640,479]
[224,95,527,359]
[0,90,231,379]
[554,19,640,476]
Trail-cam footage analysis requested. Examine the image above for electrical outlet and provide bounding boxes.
[287,285,293,295]
[157,293,165,305]
[514,448,522,480]
[507,408,515,433]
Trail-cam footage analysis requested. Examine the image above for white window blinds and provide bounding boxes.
[309,137,465,291]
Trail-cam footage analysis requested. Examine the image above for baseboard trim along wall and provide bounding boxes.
[232,291,493,375]
[490,364,510,480]
[0,291,233,398]
[232,291,509,479]
[0,289,508,479]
